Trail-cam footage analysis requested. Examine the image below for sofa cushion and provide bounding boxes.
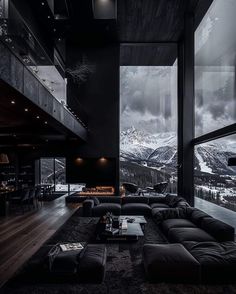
[182,241,236,283]
[150,203,170,209]
[92,203,121,216]
[161,219,197,235]
[165,195,188,208]
[90,197,100,206]
[152,207,189,222]
[168,227,216,243]
[121,203,151,216]
[190,208,210,226]
[200,217,235,242]
[122,196,148,204]
[143,243,200,283]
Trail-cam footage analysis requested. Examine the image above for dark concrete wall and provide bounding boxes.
[67,44,120,193]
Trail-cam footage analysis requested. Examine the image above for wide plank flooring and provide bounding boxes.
[0,195,79,288]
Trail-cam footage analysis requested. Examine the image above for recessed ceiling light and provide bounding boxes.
[11,100,15,104]
[44,121,48,124]
[24,108,28,112]
[41,2,45,5]
[48,15,51,19]
[36,116,40,119]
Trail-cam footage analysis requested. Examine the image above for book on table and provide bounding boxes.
[59,242,84,252]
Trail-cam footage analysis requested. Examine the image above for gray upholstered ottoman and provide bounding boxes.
[143,243,200,283]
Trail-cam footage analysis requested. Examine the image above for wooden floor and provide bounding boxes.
[0,195,79,288]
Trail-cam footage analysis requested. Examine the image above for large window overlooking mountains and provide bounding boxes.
[120,65,177,193]
[194,135,236,213]
[195,0,236,137]
[194,0,236,227]
[40,158,84,192]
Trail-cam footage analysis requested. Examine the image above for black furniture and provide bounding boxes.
[122,182,138,194]
[96,215,146,242]
[143,207,236,283]
[143,243,201,283]
[153,182,168,194]
[48,244,107,283]
[82,195,189,217]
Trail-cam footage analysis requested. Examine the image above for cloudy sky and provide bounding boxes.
[120,66,177,134]
[120,0,236,141]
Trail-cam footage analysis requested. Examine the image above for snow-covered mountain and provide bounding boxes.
[120,127,236,175]
[120,127,177,165]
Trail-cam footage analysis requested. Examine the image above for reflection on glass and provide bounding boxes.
[195,0,236,137]
[40,158,54,185]
[120,65,177,193]
[194,135,236,214]
[55,158,67,192]
[0,0,67,103]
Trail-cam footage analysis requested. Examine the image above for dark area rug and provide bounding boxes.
[2,209,236,294]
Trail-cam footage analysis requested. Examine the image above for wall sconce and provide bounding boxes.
[0,153,9,164]
[92,0,117,19]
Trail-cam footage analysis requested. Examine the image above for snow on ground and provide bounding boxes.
[195,149,214,174]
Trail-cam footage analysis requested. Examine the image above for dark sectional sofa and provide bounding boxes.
[82,194,189,217]
[67,193,236,284]
[143,207,236,283]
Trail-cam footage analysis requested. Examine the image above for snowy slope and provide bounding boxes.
[120,127,236,175]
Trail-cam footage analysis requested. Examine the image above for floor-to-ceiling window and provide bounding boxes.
[120,65,177,193]
[194,0,236,228]
[40,158,85,192]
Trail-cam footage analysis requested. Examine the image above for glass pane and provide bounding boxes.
[194,135,236,229]
[120,65,177,194]
[40,158,54,185]
[55,158,68,192]
[195,0,236,137]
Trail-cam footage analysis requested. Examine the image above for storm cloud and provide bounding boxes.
[120,66,177,134]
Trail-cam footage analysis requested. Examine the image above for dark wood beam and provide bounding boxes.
[177,12,195,205]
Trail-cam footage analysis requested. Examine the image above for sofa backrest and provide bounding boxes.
[200,217,235,242]
[148,196,166,204]
[189,208,211,226]
[122,196,149,205]
[97,196,121,204]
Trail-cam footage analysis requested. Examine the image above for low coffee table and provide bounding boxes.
[96,215,146,242]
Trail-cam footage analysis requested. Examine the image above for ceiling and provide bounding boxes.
[25,0,212,65]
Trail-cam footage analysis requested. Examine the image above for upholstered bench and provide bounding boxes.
[49,244,107,283]
[143,243,200,283]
